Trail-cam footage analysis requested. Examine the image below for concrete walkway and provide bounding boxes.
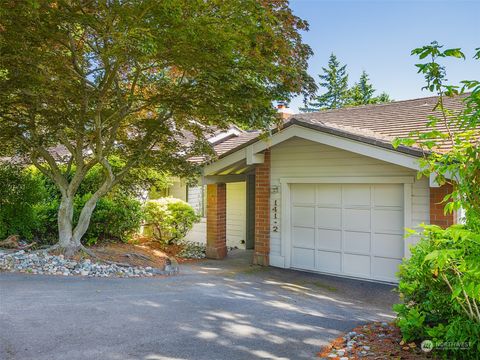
[0,250,397,360]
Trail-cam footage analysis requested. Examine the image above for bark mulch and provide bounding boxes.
[317,322,431,359]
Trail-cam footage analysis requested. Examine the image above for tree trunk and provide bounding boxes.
[57,195,81,256]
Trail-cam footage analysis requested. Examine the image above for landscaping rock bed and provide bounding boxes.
[0,250,178,277]
[317,322,429,359]
[177,241,239,260]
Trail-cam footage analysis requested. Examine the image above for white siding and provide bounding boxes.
[184,183,246,247]
[187,185,204,216]
[226,182,246,248]
[168,179,187,201]
[270,138,429,263]
[184,217,206,244]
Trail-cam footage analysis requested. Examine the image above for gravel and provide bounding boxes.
[177,241,238,259]
[0,250,178,277]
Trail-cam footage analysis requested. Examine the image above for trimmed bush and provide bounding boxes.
[144,198,199,244]
[0,164,45,240]
[394,225,480,358]
[81,194,143,245]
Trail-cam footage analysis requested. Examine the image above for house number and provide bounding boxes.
[272,199,279,232]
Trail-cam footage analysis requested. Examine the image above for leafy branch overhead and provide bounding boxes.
[0,1,315,254]
[394,42,480,227]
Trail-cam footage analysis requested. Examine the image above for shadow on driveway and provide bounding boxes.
[0,250,397,360]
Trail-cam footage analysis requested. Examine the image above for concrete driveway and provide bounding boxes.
[0,250,397,360]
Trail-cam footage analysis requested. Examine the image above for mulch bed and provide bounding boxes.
[317,322,431,359]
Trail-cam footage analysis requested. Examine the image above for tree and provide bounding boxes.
[302,57,391,112]
[393,42,480,355]
[0,1,315,255]
[346,70,391,106]
[394,41,480,226]
[301,53,348,111]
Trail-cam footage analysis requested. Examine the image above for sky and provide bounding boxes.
[287,0,480,111]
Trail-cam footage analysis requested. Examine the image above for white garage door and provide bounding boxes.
[290,183,404,282]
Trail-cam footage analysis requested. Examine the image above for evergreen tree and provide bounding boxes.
[347,71,375,105]
[347,71,392,106]
[301,53,349,111]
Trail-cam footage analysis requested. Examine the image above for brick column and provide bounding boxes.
[430,183,455,228]
[206,183,227,259]
[253,149,270,266]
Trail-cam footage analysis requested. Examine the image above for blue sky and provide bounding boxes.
[288,0,480,111]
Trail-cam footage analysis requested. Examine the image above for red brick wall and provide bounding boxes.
[430,183,455,228]
[253,149,271,265]
[206,183,227,259]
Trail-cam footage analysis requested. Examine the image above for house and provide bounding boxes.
[177,95,464,283]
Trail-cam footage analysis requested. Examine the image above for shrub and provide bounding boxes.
[0,164,45,240]
[394,225,480,358]
[144,198,199,244]
[80,194,143,245]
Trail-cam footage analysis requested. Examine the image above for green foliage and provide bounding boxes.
[302,53,349,111]
[79,194,143,246]
[346,71,392,106]
[0,164,45,240]
[394,42,480,229]
[302,56,391,111]
[0,164,145,246]
[144,198,200,245]
[394,225,480,358]
[393,43,480,357]
[0,1,315,248]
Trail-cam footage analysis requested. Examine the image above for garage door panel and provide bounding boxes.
[290,183,404,283]
[292,247,315,269]
[374,184,403,207]
[316,184,341,206]
[373,257,402,281]
[344,209,370,232]
[316,250,341,273]
[317,229,341,251]
[374,233,404,258]
[343,184,371,206]
[291,184,315,204]
[344,231,370,254]
[343,253,370,277]
[317,207,342,229]
[292,206,315,227]
[373,209,403,233]
[292,227,315,249]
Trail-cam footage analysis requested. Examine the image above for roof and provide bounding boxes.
[214,94,467,160]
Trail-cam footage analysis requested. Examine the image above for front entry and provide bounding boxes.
[290,183,404,282]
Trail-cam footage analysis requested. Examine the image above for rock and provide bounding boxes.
[381,322,388,327]
[363,346,370,351]
[339,357,349,360]
[0,250,178,278]
[336,349,345,356]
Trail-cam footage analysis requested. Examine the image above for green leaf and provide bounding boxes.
[444,48,466,59]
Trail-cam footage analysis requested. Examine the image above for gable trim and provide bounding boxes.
[204,124,422,175]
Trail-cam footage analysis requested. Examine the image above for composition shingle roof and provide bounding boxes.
[215,94,468,159]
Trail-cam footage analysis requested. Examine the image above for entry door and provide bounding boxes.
[290,183,404,282]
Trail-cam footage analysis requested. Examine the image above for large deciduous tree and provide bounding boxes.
[0,0,315,255]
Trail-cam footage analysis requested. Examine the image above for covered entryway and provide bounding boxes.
[290,183,404,282]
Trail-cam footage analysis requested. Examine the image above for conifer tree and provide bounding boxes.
[347,71,392,106]
[301,53,349,111]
